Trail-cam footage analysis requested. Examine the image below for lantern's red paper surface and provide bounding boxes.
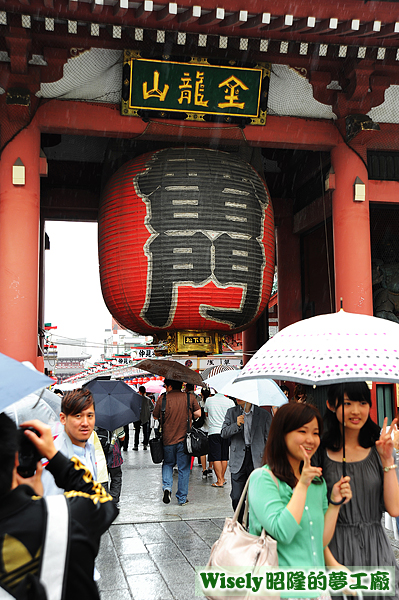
[99,148,275,335]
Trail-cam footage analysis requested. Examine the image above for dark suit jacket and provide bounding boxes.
[221,405,272,474]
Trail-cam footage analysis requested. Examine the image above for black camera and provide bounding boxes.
[17,427,41,478]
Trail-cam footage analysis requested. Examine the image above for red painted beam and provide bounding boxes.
[369,180,399,203]
[33,99,342,151]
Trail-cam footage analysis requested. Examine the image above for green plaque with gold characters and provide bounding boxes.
[122,51,270,125]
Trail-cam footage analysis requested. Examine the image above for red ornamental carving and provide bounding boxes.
[99,148,275,335]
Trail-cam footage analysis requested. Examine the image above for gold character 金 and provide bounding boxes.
[143,71,169,101]
[217,75,249,109]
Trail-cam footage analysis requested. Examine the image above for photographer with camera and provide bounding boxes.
[0,414,117,600]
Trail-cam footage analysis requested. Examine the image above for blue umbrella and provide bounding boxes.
[0,352,52,412]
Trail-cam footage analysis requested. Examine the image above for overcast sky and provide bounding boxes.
[44,221,112,362]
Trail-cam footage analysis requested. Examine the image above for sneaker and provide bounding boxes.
[163,489,171,504]
[143,446,148,450]
[178,499,189,506]
[202,470,207,479]
[207,469,213,477]
[133,446,138,451]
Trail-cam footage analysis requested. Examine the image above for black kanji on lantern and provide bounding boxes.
[135,148,270,329]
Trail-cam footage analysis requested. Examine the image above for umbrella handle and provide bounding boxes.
[329,457,346,505]
[329,497,345,506]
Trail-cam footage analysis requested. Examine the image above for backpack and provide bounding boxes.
[0,495,69,600]
[96,427,111,455]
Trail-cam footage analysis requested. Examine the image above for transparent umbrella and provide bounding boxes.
[220,375,288,407]
[4,389,62,433]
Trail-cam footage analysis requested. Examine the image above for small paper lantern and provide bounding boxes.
[99,148,275,335]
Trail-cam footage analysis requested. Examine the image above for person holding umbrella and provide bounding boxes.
[248,403,352,580]
[153,379,201,506]
[221,395,271,519]
[321,382,399,598]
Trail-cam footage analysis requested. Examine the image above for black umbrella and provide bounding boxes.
[134,358,204,386]
[85,379,142,431]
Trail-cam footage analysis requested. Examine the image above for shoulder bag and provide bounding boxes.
[183,393,209,457]
[149,394,166,464]
[203,468,279,600]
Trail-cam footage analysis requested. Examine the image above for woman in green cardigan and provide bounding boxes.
[248,403,352,597]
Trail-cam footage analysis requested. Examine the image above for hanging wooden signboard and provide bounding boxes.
[122,51,270,125]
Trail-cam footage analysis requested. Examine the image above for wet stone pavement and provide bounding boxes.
[97,428,399,600]
[97,430,233,600]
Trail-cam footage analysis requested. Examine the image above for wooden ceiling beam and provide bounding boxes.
[311,18,338,34]
[240,13,270,30]
[178,6,201,24]
[198,8,225,26]
[113,0,128,17]
[156,3,177,22]
[376,22,399,38]
[289,16,316,33]
[220,10,247,28]
[135,1,153,20]
[91,0,104,15]
[260,15,294,32]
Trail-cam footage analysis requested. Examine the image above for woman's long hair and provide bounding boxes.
[264,402,323,488]
[322,382,380,451]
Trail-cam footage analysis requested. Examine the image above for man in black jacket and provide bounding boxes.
[0,414,117,599]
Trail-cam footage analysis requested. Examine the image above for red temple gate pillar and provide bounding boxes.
[331,143,373,315]
[0,124,41,365]
[274,198,302,330]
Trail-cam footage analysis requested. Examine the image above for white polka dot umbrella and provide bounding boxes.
[235,309,399,385]
[235,308,399,483]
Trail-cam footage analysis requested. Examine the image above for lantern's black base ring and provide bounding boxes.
[329,497,346,506]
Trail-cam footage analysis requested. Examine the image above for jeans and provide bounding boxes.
[162,441,191,504]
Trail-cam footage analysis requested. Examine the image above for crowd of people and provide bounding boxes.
[1,375,398,600]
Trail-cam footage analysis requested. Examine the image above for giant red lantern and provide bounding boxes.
[99,148,274,343]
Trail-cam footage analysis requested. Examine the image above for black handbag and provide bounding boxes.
[183,393,209,457]
[149,395,166,464]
